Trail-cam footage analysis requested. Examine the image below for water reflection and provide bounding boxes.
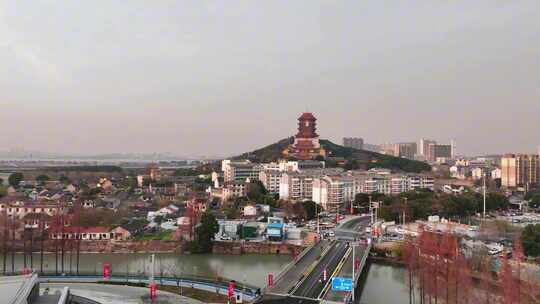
[11,253,291,287]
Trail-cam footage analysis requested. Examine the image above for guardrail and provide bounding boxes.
[289,240,336,296]
[39,274,260,299]
[343,243,372,304]
[270,242,315,288]
[3,272,261,301]
[318,246,351,300]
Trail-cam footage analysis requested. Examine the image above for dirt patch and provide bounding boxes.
[158,285,230,303]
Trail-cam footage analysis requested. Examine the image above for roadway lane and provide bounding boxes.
[42,283,203,304]
[268,240,329,295]
[291,241,349,299]
[323,244,368,302]
[335,216,370,240]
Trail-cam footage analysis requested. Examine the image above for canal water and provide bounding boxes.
[10,253,411,302]
[358,262,410,304]
[10,253,291,288]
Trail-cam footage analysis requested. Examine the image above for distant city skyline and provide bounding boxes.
[1,1,539,157]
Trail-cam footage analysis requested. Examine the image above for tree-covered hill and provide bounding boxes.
[232,138,431,173]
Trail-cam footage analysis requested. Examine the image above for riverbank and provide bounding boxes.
[212,241,304,255]
[9,239,306,255]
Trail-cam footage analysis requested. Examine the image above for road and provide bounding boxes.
[291,241,349,299]
[42,283,203,304]
[258,216,372,304]
[268,240,329,295]
[335,216,371,240]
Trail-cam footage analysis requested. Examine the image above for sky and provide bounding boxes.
[1,1,539,157]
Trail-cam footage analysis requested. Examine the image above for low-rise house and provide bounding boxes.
[243,205,257,217]
[65,184,78,193]
[49,226,113,241]
[0,200,68,219]
[110,226,132,240]
[81,200,95,208]
[443,184,466,195]
[23,213,52,229]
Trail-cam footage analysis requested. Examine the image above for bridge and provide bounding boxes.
[259,216,372,304]
[1,271,261,302]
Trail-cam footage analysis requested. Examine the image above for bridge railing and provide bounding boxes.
[2,271,261,298]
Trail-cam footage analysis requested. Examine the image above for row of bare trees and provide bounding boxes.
[402,226,540,304]
[0,204,83,275]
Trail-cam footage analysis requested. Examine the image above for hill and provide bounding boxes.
[233,138,431,173]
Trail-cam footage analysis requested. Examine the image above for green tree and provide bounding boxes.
[522,224,540,257]
[0,186,6,198]
[246,180,267,202]
[154,215,165,230]
[123,176,138,189]
[484,193,510,211]
[8,172,23,188]
[344,159,360,171]
[529,193,540,209]
[35,174,50,185]
[302,200,320,220]
[193,212,219,253]
[142,177,151,187]
[59,174,71,185]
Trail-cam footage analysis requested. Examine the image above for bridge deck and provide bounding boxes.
[266,240,329,295]
[323,244,368,303]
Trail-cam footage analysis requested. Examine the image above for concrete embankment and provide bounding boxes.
[212,241,305,255]
[9,240,183,254]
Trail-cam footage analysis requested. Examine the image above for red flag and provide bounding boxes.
[103,263,110,279]
[149,283,157,299]
[268,273,274,287]
[228,281,236,298]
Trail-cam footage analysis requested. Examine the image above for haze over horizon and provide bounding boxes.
[1,1,539,157]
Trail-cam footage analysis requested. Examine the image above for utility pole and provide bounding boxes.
[403,197,408,226]
[316,202,320,236]
[483,172,487,218]
[352,244,356,303]
[150,253,155,283]
[369,196,373,225]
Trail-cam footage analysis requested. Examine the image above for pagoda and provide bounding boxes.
[283,112,326,160]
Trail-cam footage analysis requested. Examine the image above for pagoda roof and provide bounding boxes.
[298,112,316,120]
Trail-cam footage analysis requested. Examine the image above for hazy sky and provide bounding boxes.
[1,1,539,157]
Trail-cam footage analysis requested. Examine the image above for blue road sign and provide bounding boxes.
[331,277,353,292]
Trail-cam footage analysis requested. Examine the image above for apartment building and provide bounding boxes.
[259,169,282,194]
[279,168,344,201]
[312,175,355,209]
[222,160,263,183]
[501,154,539,188]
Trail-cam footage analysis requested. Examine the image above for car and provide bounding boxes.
[328,231,335,237]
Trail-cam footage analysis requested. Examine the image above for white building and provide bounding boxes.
[279,172,315,201]
[243,205,257,216]
[222,181,247,201]
[312,175,355,209]
[259,169,282,194]
[222,160,263,183]
[491,168,502,179]
[471,167,484,180]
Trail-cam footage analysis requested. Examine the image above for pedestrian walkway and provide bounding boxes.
[42,283,204,304]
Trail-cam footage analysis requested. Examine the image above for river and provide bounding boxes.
[358,262,410,304]
[10,253,411,302]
